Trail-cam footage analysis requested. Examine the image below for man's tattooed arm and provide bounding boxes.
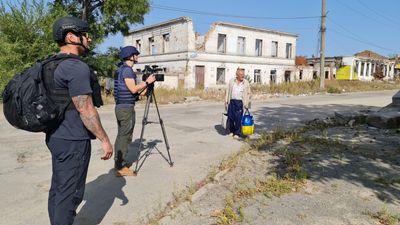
[72,95,113,160]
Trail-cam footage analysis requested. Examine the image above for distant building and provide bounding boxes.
[307,50,396,81]
[306,56,342,80]
[294,56,314,81]
[124,17,298,89]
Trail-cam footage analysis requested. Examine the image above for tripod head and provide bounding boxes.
[137,81,155,99]
[143,82,155,99]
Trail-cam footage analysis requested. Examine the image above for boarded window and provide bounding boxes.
[217,34,226,53]
[270,70,277,84]
[313,71,318,79]
[286,43,292,59]
[271,41,278,57]
[216,68,226,85]
[149,37,156,55]
[255,39,262,56]
[237,36,245,55]
[163,33,170,53]
[136,39,141,52]
[254,69,261,83]
[285,71,291,82]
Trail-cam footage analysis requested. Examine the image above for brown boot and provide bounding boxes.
[115,166,135,177]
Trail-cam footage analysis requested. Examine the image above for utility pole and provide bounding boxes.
[320,0,326,89]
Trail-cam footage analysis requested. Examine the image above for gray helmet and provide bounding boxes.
[53,16,89,42]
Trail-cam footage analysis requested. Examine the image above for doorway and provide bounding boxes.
[195,65,205,89]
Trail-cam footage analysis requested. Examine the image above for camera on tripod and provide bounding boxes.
[142,65,164,82]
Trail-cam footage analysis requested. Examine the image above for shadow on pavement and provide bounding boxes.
[74,169,128,225]
[214,124,228,135]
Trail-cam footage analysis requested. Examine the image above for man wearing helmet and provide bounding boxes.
[113,46,155,176]
[46,16,113,225]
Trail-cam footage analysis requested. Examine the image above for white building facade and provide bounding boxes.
[124,17,298,89]
[344,59,396,81]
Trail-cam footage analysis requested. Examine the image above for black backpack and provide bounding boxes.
[2,54,102,133]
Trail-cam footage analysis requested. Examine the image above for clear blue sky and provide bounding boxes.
[97,0,400,58]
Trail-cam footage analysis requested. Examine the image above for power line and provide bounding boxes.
[327,18,397,52]
[151,4,320,20]
[355,0,400,27]
[335,0,387,26]
[327,18,366,43]
[329,28,397,53]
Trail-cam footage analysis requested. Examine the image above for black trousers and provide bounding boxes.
[46,137,91,225]
[227,99,243,136]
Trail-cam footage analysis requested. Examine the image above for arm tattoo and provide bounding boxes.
[72,95,108,141]
[74,95,89,110]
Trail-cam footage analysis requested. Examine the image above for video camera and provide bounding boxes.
[142,65,164,82]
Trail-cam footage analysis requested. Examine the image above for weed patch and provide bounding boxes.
[216,198,243,225]
[366,205,400,225]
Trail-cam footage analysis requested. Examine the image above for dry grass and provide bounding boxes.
[366,205,400,225]
[252,79,400,95]
[101,80,400,105]
[153,87,226,104]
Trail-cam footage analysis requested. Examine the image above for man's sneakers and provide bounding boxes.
[228,132,243,140]
[233,134,241,140]
[115,166,135,177]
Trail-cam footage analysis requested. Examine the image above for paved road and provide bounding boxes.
[0,90,396,225]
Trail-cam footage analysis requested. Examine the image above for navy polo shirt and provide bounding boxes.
[49,57,94,140]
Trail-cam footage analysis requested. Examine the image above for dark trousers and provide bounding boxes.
[227,99,243,136]
[46,137,91,225]
[114,105,135,169]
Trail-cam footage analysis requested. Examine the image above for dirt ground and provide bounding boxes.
[157,120,400,225]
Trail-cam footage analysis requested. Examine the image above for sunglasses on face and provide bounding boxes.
[81,32,90,39]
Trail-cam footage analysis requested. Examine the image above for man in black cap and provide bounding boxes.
[47,16,113,225]
[114,46,155,176]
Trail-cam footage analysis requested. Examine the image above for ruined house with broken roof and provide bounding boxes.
[307,50,396,81]
[123,17,298,89]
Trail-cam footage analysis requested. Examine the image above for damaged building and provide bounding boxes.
[306,50,396,81]
[124,17,298,89]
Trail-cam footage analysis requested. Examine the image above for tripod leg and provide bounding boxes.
[152,92,173,166]
[134,93,152,174]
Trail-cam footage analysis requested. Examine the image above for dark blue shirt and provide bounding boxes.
[49,57,94,140]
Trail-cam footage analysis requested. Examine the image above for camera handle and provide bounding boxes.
[133,85,174,175]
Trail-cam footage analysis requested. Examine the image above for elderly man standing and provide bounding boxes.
[225,68,251,139]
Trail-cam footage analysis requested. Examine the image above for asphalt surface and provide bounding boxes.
[0,90,396,225]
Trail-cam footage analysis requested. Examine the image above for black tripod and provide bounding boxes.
[133,85,173,175]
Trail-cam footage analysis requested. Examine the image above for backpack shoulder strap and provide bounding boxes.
[42,54,80,111]
[48,53,82,62]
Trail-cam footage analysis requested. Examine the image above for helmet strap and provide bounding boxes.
[64,35,90,55]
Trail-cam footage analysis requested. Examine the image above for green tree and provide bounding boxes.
[86,47,120,78]
[0,0,151,93]
[0,0,68,93]
[51,0,151,44]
